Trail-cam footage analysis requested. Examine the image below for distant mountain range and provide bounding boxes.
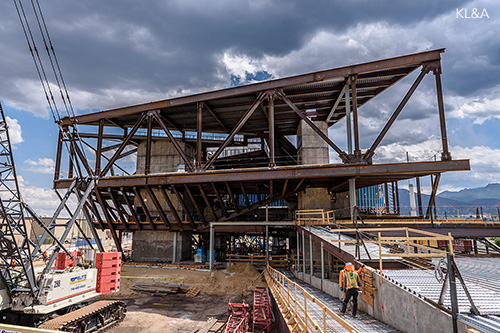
[397,183,500,217]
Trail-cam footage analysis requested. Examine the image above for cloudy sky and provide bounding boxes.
[0,0,498,215]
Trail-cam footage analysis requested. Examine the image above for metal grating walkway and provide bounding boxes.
[280,270,398,332]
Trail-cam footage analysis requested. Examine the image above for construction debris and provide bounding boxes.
[131,282,189,296]
[186,286,201,297]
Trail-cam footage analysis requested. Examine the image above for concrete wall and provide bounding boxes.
[292,269,470,333]
[136,139,195,174]
[297,119,331,210]
[132,230,191,262]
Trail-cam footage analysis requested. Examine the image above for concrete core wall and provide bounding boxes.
[132,230,191,262]
[297,119,331,210]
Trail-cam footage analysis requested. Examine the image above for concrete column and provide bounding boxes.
[296,231,300,272]
[209,225,214,270]
[172,231,178,263]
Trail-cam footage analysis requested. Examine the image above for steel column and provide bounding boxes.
[416,177,423,217]
[297,231,300,272]
[321,241,324,291]
[302,231,306,274]
[145,113,153,174]
[54,130,63,180]
[268,95,276,167]
[350,75,361,157]
[345,79,353,154]
[447,253,459,333]
[209,224,214,270]
[434,68,451,161]
[309,232,313,278]
[196,102,203,169]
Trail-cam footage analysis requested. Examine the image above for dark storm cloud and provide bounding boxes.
[0,0,497,118]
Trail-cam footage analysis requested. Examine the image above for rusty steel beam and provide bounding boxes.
[268,95,276,167]
[145,185,170,229]
[134,187,155,230]
[240,181,250,208]
[89,196,105,230]
[54,130,63,181]
[204,92,266,170]
[80,139,129,175]
[121,188,141,230]
[145,114,153,174]
[59,49,444,126]
[281,179,289,197]
[153,112,195,172]
[434,66,451,161]
[108,189,128,229]
[326,82,347,123]
[199,184,217,221]
[170,186,194,230]
[416,177,423,217]
[225,181,240,214]
[363,67,430,162]
[350,75,361,157]
[54,160,470,189]
[95,119,104,174]
[425,173,441,218]
[159,186,187,229]
[95,189,123,254]
[211,183,227,217]
[277,90,351,163]
[196,102,203,169]
[184,184,207,226]
[204,102,229,133]
[101,112,146,176]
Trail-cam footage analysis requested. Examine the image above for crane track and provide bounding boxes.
[39,300,126,332]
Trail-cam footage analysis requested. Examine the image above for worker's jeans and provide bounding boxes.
[341,288,358,316]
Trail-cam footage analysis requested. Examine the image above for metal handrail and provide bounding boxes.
[265,266,359,333]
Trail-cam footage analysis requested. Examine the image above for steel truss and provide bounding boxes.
[50,50,469,249]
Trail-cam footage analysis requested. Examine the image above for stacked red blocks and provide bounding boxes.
[54,251,82,270]
[95,252,121,294]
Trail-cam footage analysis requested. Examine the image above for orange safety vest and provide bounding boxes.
[343,270,359,290]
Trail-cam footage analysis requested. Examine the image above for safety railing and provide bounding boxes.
[227,254,289,268]
[295,209,335,226]
[265,266,359,333]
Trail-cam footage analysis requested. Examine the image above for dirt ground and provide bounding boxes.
[104,263,265,332]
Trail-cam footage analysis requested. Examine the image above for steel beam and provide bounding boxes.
[364,67,429,161]
[350,75,361,157]
[434,67,451,161]
[199,184,217,221]
[95,188,123,254]
[145,185,170,229]
[153,112,195,172]
[326,82,347,123]
[268,95,276,167]
[101,113,146,176]
[134,187,155,230]
[277,90,351,163]
[196,102,203,169]
[121,188,141,230]
[204,93,266,170]
[225,181,240,214]
[184,184,207,225]
[425,174,441,218]
[60,49,445,126]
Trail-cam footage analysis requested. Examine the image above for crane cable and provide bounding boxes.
[13,0,88,177]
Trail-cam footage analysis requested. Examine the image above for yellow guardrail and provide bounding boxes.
[265,266,359,333]
[227,254,289,268]
[295,209,334,226]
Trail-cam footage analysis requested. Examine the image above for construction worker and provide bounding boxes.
[339,262,364,317]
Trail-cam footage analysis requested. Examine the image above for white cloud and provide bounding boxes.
[447,85,500,124]
[24,158,56,174]
[17,175,60,217]
[5,116,23,145]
